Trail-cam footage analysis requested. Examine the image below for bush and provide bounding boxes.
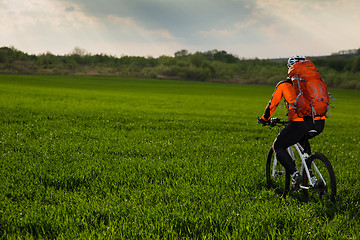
[0,46,359,89]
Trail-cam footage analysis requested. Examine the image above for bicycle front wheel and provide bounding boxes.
[266,147,291,198]
[302,152,336,202]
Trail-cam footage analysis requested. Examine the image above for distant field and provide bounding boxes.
[0,75,359,239]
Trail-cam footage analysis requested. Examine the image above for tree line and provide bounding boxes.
[1,46,359,89]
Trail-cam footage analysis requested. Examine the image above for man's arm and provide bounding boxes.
[261,80,289,121]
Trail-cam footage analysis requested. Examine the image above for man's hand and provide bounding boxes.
[257,117,269,126]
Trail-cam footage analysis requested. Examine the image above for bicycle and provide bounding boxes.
[259,117,336,202]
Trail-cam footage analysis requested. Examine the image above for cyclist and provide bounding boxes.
[258,55,326,187]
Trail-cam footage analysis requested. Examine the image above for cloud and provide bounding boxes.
[0,0,359,58]
[146,29,177,40]
[106,15,133,25]
[254,0,360,55]
[58,0,257,37]
[3,1,104,55]
[199,18,257,37]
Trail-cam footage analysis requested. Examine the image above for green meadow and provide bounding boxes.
[0,75,359,239]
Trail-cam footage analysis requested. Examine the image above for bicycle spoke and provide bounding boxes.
[303,153,336,202]
[266,148,290,198]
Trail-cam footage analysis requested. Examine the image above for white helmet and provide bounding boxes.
[287,55,306,68]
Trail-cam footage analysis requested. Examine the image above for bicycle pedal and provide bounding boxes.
[291,184,301,192]
[313,184,327,193]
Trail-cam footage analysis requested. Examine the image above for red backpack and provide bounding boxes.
[288,60,330,119]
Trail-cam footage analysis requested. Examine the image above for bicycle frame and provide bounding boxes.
[271,143,327,190]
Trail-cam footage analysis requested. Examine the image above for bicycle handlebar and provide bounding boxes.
[269,118,289,126]
[257,117,289,127]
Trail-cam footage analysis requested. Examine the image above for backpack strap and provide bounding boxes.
[278,100,286,109]
[291,73,303,107]
[310,102,316,123]
[291,73,307,83]
[326,93,336,118]
[294,92,302,107]
[329,92,337,101]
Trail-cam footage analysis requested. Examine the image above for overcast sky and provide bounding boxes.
[1,0,359,59]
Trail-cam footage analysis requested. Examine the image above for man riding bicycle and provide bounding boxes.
[258,55,326,187]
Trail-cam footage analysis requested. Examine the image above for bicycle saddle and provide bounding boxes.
[307,130,318,138]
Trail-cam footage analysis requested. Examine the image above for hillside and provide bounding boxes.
[1,46,359,89]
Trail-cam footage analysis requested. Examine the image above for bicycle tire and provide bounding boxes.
[266,147,291,198]
[302,152,336,202]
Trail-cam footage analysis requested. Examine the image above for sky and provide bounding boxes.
[1,0,359,59]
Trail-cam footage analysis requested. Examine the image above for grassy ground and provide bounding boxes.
[0,75,359,239]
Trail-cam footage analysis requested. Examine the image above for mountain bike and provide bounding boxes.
[260,118,336,202]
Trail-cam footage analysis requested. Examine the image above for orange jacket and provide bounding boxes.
[261,79,325,121]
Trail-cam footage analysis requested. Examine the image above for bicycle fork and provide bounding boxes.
[292,144,327,189]
[271,156,285,178]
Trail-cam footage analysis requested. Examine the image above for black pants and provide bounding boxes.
[273,119,325,175]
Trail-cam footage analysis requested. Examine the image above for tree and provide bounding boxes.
[190,52,205,67]
[174,49,189,58]
[352,56,360,73]
[71,47,88,56]
[213,50,239,63]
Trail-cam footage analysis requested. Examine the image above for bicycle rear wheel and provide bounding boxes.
[266,148,291,198]
[302,153,336,202]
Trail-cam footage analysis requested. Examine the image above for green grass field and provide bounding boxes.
[0,75,359,239]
